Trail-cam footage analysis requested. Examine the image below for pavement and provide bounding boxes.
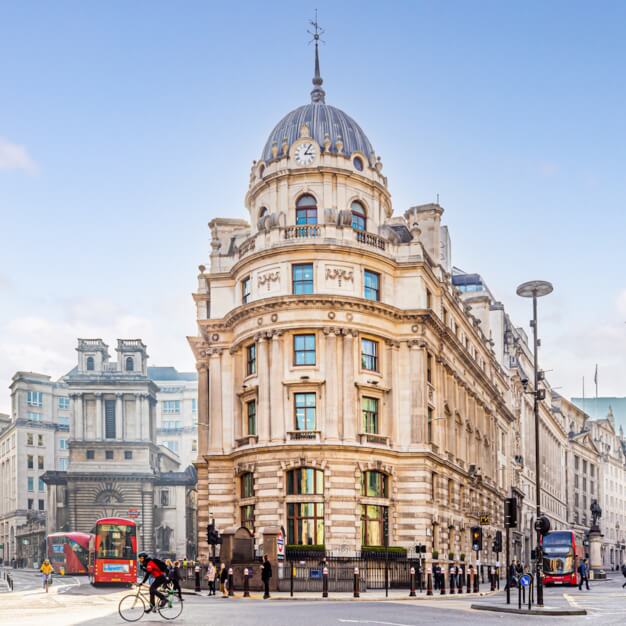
[1,569,626,625]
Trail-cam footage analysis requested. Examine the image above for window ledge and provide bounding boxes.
[236,435,258,447]
[287,430,320,442]
[358,433,390,446]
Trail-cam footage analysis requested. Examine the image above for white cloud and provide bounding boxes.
[0,136,37,173]
[616,289,626,318]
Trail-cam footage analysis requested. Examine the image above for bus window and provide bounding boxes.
[96,524,136,559]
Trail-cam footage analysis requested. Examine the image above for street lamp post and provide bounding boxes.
[516,280,553,608]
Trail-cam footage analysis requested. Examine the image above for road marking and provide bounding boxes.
[338,620,415,626]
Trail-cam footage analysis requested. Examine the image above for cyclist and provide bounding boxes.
[40,559,53,592]
[137,551,169,613]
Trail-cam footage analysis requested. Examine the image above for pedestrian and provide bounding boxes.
[261,554,272,599]
[506,561,516,590]
[206,561,217,596]
[621,562,626,588]
[220,562,229,597]
[578,558,590,590]
[168,560,183,601]
[515,560,523,579]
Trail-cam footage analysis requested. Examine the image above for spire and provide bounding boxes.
[308,11,326,103]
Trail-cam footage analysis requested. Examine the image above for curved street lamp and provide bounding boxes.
[516,280,553,607]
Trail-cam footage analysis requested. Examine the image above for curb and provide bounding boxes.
[267,590,499,602]
[471,603,587,616]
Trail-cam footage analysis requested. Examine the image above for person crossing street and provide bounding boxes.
[578,558,590,590]
[261,555,272,599]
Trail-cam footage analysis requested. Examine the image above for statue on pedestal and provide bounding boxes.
[590,500,602,531]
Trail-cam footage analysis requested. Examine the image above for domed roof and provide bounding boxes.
[261,103,374,164]
[260,32,375,164]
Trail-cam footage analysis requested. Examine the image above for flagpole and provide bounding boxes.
[582,376,585,413]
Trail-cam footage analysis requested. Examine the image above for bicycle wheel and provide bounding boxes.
[158,591,183,620]
[119,593,147,622]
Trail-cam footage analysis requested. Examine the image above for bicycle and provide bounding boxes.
[118,583,183,622]
[42,573,52,593]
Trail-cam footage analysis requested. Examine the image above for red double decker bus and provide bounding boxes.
[543,530,584,586]
[88,517,137,585]
[47,532,92,575]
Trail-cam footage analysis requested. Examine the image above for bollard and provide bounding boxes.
[426,567,433,596]
[473,567,479,593]
[228,567,234,596]
[457,566,463,594]
[290,562,294,597]
[195,565,201,592]
[243,568,250,597]
[529,578,533,610]
[449,567,455,594]
[518,580,522,610]
[467,569,471,594]
[409,566,416,597]
[490,567,495,591]
[353,566,360,598]
[322,566,329,598]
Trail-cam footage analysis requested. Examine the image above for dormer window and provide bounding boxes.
[353,156,364,171]
[86,356,95,371]
[351,201,366,231]
[125,357,134,372]
[296,194,317,225]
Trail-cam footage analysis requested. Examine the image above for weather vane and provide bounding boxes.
[308,9,325,45]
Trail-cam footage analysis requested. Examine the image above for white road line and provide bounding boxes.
[338,620,415,626]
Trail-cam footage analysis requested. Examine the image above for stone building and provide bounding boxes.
[151,367,198,468]
[588,409,626,569]
[190,47,517,564]
[0,373,71,566]
[43,339,196,559]
[452,269,569,565]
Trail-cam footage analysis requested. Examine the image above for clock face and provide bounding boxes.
[295,143,315,165]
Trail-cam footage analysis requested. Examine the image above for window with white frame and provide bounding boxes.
[27,391,43,407]
[162,400,180,414]
[27,412,42,421]
[59,439,68,450]
[58,397,70,410]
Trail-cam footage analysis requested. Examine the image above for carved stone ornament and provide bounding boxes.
[271,313,278,322]
[328,311,336,320]
[211,333,220,342]
[258,270,280,290]
[325,267,354,287]
[257,317,263,326]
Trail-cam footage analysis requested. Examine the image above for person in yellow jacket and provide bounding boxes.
[40,559,53,592]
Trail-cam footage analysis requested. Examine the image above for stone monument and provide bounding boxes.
[589,499,606,579]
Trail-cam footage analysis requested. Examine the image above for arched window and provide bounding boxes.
[86,356,95,371]
[296,194,317,225]
[125,357,134,372]
[361,471,388,497]
[258,206,268,220]
[351,201,366,231]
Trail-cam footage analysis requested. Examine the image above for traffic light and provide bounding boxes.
[471,526,483,551]
[493,530,502,553]
[206,521,221,545]
[534,515,551,536]
[504,497,518,528]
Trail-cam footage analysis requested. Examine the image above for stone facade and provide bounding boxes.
[43,339,196,559]
[0,373,71,566]
[190,56,518,567]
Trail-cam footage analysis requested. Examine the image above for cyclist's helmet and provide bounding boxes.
[138,551,148,559]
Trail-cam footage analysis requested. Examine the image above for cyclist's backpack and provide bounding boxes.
[151,558,169,577]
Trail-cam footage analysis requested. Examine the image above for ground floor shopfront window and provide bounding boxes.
[287,502,324,545]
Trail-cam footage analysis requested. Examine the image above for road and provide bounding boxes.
[2,570,626,625]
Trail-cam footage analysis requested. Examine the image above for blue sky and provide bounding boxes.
[1,1,625,413]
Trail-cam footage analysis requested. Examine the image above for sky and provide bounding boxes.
[1,0,625,414]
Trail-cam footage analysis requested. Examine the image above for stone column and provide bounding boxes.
[231,351,243,442]
[342,329,356,442]
[257,335,270,444]
[270,332,285,442]
[209,349,223,451]
[197,363,209,455]
[73,394,84,440]
[384,340,397,439]
[95,393,103,440]
[409,341,425,443]
[324,328,339,442]
[115,393,123,440]
[135,394,142,440]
